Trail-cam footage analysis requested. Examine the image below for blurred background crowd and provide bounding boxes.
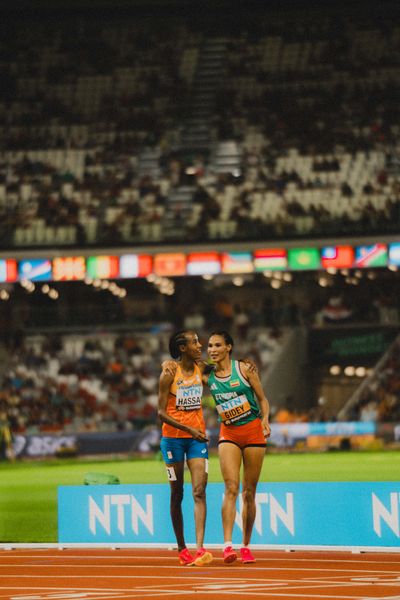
[0,0,399,456]
[1,2,399,248]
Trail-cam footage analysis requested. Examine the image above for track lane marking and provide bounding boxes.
[2,566,400,574]
[2,551,400,600]
[1,554,399,565]
[1,588,399,600]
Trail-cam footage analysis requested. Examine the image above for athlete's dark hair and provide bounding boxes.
[169,330,191,359]
[209,330,234,354]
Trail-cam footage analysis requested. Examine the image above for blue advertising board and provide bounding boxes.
[58,482,400,549]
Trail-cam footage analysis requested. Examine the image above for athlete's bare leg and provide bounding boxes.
[241,446,265,546]
[218,442,242,543]
[167,461,186,550]
[186,457,208,548]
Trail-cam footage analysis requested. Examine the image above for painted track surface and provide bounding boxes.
[0,548,399,600]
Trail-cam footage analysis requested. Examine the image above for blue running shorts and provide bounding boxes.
[160,437,208,464]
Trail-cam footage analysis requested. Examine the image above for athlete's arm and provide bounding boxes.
[158,371,209,442]
[194,359,212,377]
[240,362,271,438]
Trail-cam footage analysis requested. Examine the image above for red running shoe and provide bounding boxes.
[240,546,255,563]
[178,547,194,565]
[190,547,213,566]
[223,546,237,564]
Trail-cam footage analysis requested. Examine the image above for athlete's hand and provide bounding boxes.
[262,417,271,439]
[242,358,258,374]
[161,360,178,376]
[190,428,209,442]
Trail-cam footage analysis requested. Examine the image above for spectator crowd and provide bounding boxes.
[0,3,399,447]
[0,325,284,436]
[0,6,399,248]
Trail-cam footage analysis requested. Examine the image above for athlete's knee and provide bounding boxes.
[242,484,257,503]
[224,479,239,500]
[192,481,206,502]
[171,486,184,504]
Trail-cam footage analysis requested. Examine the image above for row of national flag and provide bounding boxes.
[0,243,398,282]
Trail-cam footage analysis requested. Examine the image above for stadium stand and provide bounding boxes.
[339,333,400,423]
[0,1,399,451]
[0,7,399,247]
[1,266,399,437]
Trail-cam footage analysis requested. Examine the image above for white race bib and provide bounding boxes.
[176,384,202,411]
[216,394,251,424]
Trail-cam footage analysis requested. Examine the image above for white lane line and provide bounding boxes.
[193,580,400,592]
[5,597,181,600]
[0,585,250,590]
[210,588,400,599]
[0,575,295,581]
[2,578,395,593]
[1,566,400,574]
[359,580,400,586]
[0,589,193,600]
[0,579,386,591]
[3,592,190,600]
[0,577,295,592]
[302,570,400,581]
[0,588,183,591]
[0,576,215,580]
[300,577,382,583]
[208,589,400,600]
[367,596,400,600]
[11,589,125,600]
[154,591,363,600]
[110,589,400,600]
[0,586,397,600]
[1,554,399,565]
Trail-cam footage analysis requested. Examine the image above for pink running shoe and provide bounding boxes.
[240,546,255,563]
[190,547,213,567]
[179,547,194,565]
[223,546,237,564]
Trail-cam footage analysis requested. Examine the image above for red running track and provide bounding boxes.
[0,548,399,600]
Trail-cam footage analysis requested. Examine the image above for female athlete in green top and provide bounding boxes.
[207,357,262,426]
[207,330,270,564]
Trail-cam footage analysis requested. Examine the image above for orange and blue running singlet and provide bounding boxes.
[162,363,205,438]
